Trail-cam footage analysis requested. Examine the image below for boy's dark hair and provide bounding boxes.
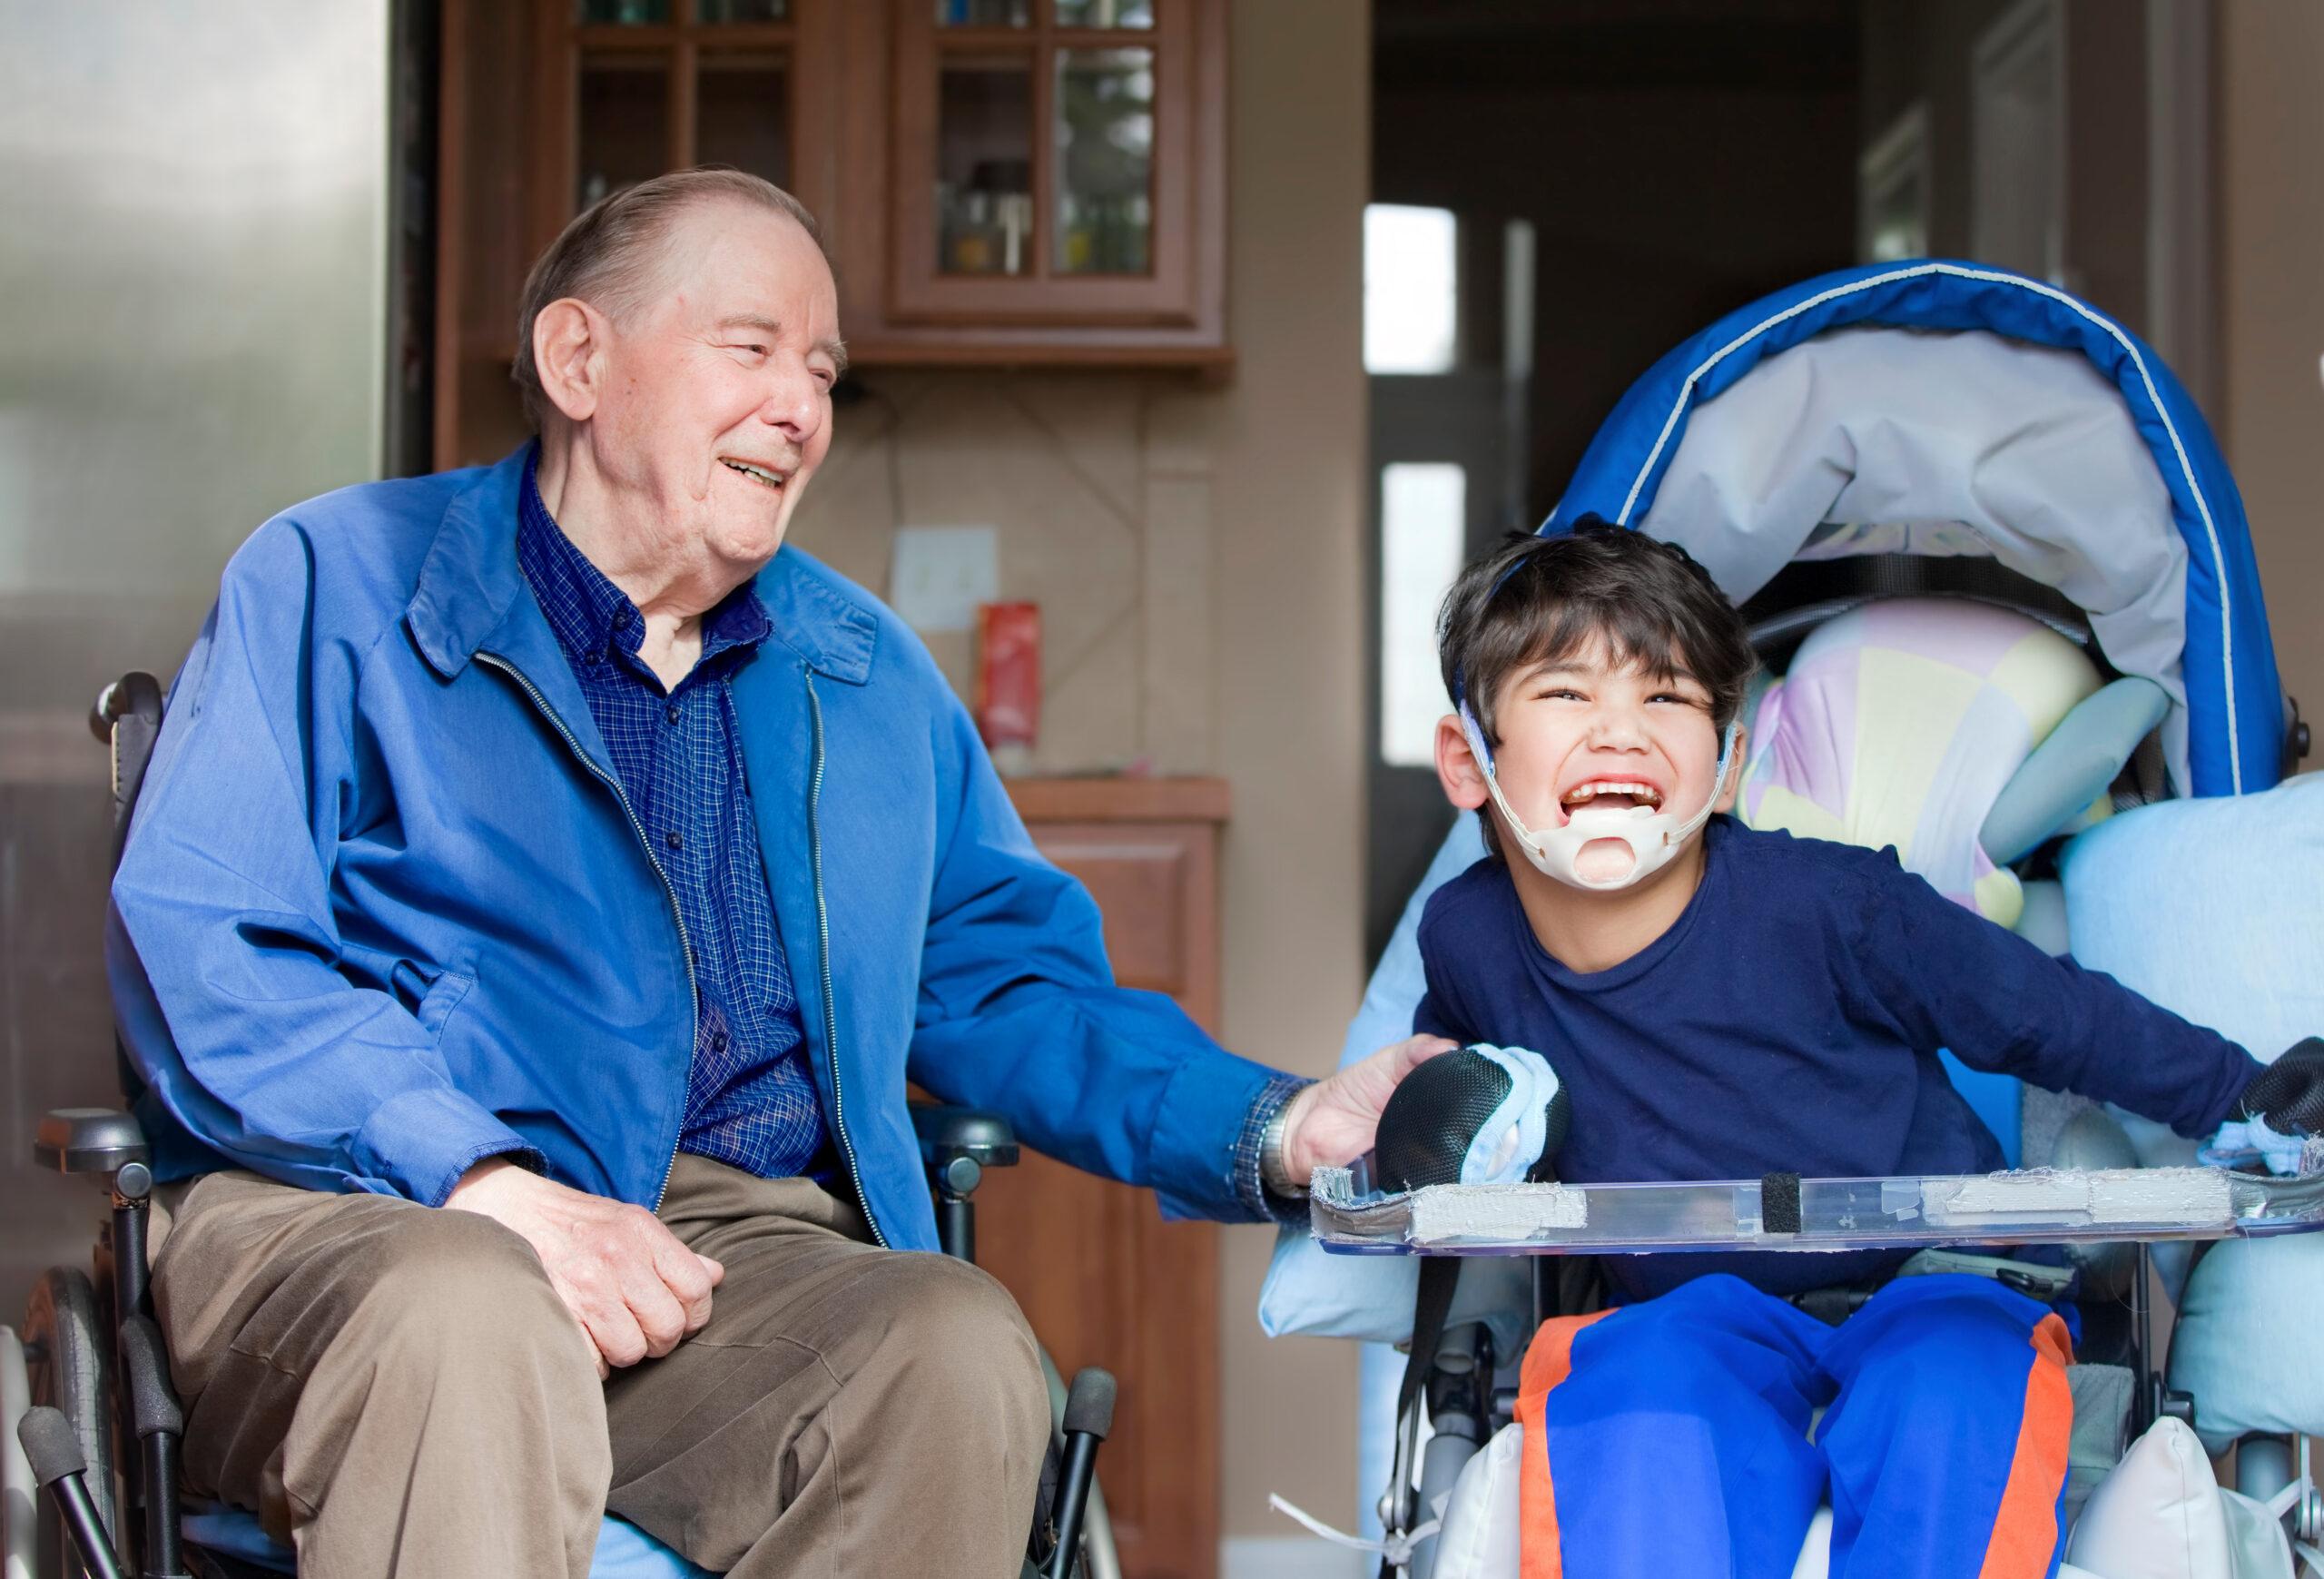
[1438,521,1757,853]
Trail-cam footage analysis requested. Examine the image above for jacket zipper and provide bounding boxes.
[806,670,884,1246]
[478,650,694,1210]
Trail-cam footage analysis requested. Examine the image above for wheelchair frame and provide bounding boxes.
[5,673,1121,1579]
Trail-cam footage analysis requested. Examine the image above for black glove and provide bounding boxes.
[2238,1037,2324,1137]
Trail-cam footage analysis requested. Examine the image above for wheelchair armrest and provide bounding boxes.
[34,1109,149,1178]
[909,1103,1020,1171]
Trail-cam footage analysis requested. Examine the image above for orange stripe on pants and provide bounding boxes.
[1975,1311,2076,1579]
[1515,1308,1616,1579]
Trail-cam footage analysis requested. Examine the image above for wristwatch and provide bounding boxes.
[1260,1100,1308,1199]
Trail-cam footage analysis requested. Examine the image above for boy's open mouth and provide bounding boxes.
[1561,780,1663,816]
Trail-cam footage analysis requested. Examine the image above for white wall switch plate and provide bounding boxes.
[888,525,1000,633]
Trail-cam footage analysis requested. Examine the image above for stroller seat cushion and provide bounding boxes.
[2063,772,2324,1446]
[2064,1416,2294,1579]
[176,1507,713,1578]
[1740,597,2103,928]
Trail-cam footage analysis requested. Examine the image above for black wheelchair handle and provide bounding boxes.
[18,1406,127,1579]
[1046,1368,1118,1579]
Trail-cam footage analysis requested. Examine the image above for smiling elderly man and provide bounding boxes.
[106,169,1445,1578]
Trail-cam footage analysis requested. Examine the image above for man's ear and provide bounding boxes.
[1435,714,1490,811]
[1714,723,1748,814]
[532,298,606,424]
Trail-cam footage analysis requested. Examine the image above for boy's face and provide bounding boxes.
[1435,635,1739,884]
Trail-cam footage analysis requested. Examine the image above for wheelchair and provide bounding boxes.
[1,672,1121,1579]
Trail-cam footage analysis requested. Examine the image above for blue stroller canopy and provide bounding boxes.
[1545,261,2285,798]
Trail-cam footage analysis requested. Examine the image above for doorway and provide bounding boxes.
[1362,0,1865,964]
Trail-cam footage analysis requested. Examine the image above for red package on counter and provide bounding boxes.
[975,601,1040,754]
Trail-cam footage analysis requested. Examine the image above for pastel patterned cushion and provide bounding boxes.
[1741,599,2104,928]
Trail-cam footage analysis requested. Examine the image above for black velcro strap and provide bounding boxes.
[1761,1171,1802,1236]
[1381,1258,1462,1578]
[1398,1257,1461,1423]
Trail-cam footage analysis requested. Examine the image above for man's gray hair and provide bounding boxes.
[511,167,823,430]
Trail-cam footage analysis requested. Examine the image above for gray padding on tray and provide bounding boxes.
[1923,1167,2230,1226]
[1410,1182,1588,1245]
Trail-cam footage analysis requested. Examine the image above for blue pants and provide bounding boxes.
[1513,1273,2074,1579]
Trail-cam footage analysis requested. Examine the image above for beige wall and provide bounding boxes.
[788,0,1372,1544]
[2219,0,2324,725]
[1203,0,1370,1537]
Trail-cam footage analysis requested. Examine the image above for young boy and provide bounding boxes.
[1419,522,2324,1579]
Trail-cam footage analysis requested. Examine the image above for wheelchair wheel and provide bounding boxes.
[22,1268,119,1578]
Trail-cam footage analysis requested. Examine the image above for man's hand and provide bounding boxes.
[444,1158,724,1378]
[1277,1033,1460,1184]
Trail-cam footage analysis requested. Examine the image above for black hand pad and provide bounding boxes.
[1375,1048,1512,1191]
[2242,1037,2324,1136]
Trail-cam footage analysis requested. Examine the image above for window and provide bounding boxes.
[1364,204,1457,375]
[1378,462,1466,767]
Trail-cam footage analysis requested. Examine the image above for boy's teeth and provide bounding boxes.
[1562,782,1659,806]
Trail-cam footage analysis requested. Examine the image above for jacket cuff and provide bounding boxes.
[1148,1048,1294,1224]
[353,1086,543,1207]
[1236,1075,1316,1228]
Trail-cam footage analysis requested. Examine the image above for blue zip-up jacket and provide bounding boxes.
[105,447,1282,1249]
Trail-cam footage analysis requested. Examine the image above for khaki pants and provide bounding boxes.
[149,1155,1051,1579]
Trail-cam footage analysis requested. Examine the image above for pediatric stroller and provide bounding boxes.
[1264,261,2322,1578]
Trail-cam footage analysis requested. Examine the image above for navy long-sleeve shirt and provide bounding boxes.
[517,462,830,1179]
[1413,816,2261,1301]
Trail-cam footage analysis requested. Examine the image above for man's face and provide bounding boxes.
[1472,636,1729,883]
[583,201,842,580]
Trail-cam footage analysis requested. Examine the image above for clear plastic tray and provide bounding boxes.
[1309,1158,2324,1257]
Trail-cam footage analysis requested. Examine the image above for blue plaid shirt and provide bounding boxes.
[516,464,831,1179]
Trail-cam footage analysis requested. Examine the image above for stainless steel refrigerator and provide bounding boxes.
[0,0,396,1315]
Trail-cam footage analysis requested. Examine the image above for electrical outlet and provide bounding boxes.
[889,525,1000,633]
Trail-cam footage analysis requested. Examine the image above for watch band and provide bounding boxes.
[1260,1100,1308,1199]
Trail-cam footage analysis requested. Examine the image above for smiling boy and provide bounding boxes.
[1415,522,2324,1579]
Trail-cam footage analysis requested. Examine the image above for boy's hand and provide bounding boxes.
[2239,1037,2324,1138]
[1278,1034,1460,1183]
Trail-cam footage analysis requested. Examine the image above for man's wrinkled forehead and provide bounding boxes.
[641,202,836,323]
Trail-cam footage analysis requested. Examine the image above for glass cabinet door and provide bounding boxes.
[891,0,1206,327]
[562,0,804,213]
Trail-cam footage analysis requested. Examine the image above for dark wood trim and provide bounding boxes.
[432,0,471,472]
[529,0,575,256]
[1005,775,1230,824]
[671,36,700,167]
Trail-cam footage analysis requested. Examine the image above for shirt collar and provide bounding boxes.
[516,453,772,676]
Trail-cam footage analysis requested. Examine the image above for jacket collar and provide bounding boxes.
[408,442,877,687]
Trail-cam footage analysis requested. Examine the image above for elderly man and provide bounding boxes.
[107,168,1445,1578]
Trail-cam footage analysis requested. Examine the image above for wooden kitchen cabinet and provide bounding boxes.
[431,0,1229,467]
[832,0,1229,369]
[988,775,1229,1579]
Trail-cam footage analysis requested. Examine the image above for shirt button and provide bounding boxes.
[613,607,634,630]
[665,830,683,852]
[665,702,682,725]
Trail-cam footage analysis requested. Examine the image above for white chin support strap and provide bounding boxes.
[1459,711,1741,893]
